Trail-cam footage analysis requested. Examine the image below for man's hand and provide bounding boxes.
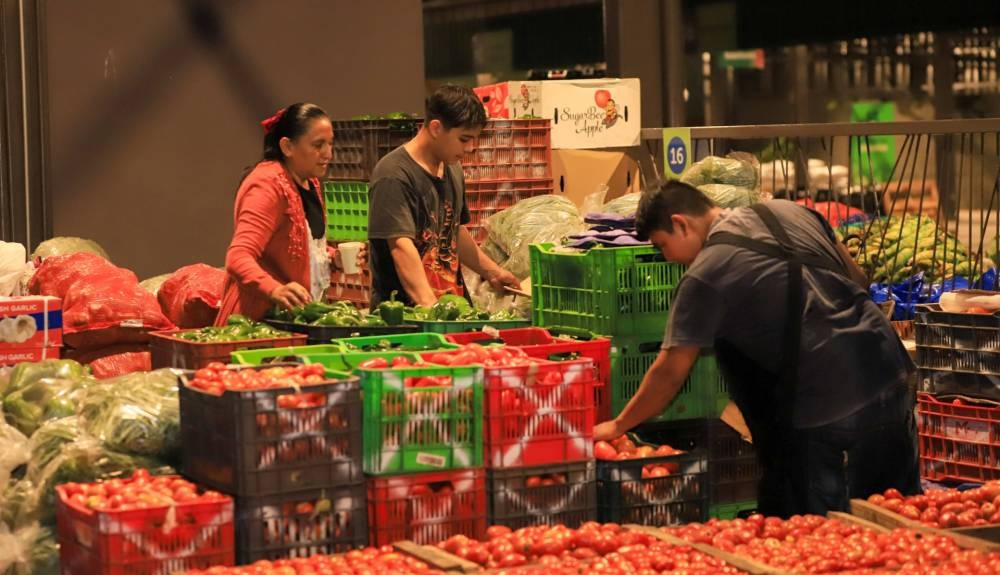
[593,419,624,442]
[270,282,311,310]
[486,268,520,292]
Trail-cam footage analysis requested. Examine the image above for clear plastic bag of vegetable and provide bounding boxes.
[0,480,38,531]
[696,183,762,208]
[0,522,57,575]
[461,265,530,319]
[601,192,641,216]
[681,154,759,189]
[485,195,586,280]
[0,415,29,488]
[3,366,93,436]
[27,416,88,474]
[30,237,110,261]
[80,369,180,461]
[3,359,89,398]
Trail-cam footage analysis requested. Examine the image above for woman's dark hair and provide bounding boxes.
[635,180,716,239]
[425,85,487,130]
[262,102,329,161]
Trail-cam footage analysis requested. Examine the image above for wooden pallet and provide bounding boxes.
[850,498,1000,549]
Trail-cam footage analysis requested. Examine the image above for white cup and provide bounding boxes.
[339,242,364,274]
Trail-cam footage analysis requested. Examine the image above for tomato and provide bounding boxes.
[883,488,903,500]
[359,357,389,369]
[391,356,412,367]
[594,441,617,461]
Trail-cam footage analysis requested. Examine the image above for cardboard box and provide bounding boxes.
[0,346,61,366]
[474,78,641,149]
[0,296,63,348]
[551,149,640,209]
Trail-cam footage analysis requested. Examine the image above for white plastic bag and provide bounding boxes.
[0,243,26,297]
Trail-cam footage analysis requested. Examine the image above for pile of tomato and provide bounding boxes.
[182,547,441,575]
[671,514,974,574]
[59,469,227,512]
[185,363,328,396]
[595,435,684,478]
[867,484,1000,529]
[437,523,743,574]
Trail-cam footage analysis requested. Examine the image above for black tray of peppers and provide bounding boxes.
[266,297,418,344]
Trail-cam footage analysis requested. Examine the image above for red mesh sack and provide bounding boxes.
[28,252,123,296]
[29,252,174,333]
[89,351,152,379]
[157,264,225,328]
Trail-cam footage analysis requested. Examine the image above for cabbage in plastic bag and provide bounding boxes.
[81,369,180,461]
[0,522,57,575]
[0,416,29,488]
[601,192,641,216]
[30,237,109,261]
[681,155,759,189]
[139,273,172,296]
[3,372,93,437]
[696,183,762,208]
[485,195,586,280]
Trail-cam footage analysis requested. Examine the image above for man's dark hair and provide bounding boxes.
[426,84,488,130]
[635,180,715,240]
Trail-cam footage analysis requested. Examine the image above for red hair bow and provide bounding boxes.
[260,108,286,135]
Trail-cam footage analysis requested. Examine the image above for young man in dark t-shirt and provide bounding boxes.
[367,85,519,308]
[594,180,919,517]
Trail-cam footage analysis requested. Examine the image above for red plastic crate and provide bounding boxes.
[465,179,553,212]
[423,351,595,468]
[917,392,1000,483]
[461,120,551,184]
[367,468,487,546]
[56,480,234,575]
[149,330,308,370]
[445,328,612,422]
[327,269,371,309]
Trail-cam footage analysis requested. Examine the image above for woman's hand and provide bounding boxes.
[270,282,311,310]
[331,243,368,271]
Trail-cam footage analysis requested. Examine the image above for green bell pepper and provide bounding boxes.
[378,291,405,326]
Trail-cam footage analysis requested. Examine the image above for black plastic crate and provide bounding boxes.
[917,367,1000,401]
[264,320,420,345]
[179,367,364,497]
[596,448,708,526]
[487,461,596,529]
[636,418,762,506]
[236,483,367,564]
[327,118,421,181]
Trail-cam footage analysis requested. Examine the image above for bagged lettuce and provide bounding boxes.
[485,195,586,280]
[0,416,29,488]
[601,192,641,216]
[681,154,759,189]
[80,369,180,461]
[696,183,762,208]
[30,237,109,262]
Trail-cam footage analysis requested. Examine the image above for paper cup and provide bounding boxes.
[339,242,364,274]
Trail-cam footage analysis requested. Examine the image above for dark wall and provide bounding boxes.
[42,0,425,279]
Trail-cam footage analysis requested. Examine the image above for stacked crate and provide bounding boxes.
[461,119,553,244]
[360,361,489,545]
[177,365,368,563]
[529,242,753,518]
[914,304,1000,483]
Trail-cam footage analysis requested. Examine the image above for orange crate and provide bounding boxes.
[149,330,307,370]
[56,478,234,575]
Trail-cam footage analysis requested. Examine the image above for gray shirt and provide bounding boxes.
[664,200,914,428]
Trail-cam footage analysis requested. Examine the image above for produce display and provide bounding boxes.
[271,301,388,327]
[866,484,1000,528]
[407,294,521,322]
[437,523,743,573]
[670,514,989,574]
[169,314,293,342]
[182,547,441,575]
[58,468,224,512]
[183,362,330,396]
[840,216,977,283]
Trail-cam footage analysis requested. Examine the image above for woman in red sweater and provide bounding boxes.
[215,103,334,324]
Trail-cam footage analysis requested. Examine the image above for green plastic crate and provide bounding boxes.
[361,365,484,475]
[412,319,531,335]
[324,180,368,241]
[530,243,685,339]
[333,332,460,352]
[231,346,419,372]
[708,500,758,520]
[609,338,729,423]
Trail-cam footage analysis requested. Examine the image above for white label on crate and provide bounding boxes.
[481,325,500,338]
[416,453,447,468]
[943,417,990,443]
